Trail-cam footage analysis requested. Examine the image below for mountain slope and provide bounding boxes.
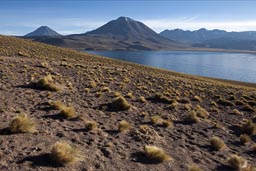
[29,17,187,51]
[0,35,256,171]
[25,26,62,37]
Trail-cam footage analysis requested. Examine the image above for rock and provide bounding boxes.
[101,147,112,158]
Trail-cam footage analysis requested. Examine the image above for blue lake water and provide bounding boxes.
[85,50,256,83]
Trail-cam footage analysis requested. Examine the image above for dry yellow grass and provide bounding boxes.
[118,120,131,132]
[36,75,61,92]
[241,120,256,135]
[210,136,226,151]
[59,106,76,119]
[144,145,172,163]
[188,164,203,171]
[185,111,200,123]
[9,113,36,133]
[227,155,248,170]
[51,141,81,165]
[109,96,131,111]
[85,121,97,131]
[240,134,251,144]
[151,115,162,125]
[48,100,65,110]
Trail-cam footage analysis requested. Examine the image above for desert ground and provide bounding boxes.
[0,35,255,171]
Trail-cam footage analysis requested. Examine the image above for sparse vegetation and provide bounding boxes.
[188,164,203,171]
[109,96,131,111]
[36,75,61,91]
[51,141,81,165]
[227,155,248,170]
[1,35,256,171]
[194,105,209,119]
[144,145,172,162]
[217,98,235,106]
[240,134,251,144]
[9,113,36,133]
[118,120,131,132]
[151,115,162,125]
[185,111,200,123]
[241,120,256,135]
[59,106,76,119]
[210,136,226,151]
[85,121,97,131]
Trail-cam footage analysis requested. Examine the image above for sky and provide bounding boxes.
[1,0,256,36]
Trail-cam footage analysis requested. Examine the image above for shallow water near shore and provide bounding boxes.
[85,50,256,83]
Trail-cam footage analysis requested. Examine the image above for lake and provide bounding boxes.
[85,50,256,83]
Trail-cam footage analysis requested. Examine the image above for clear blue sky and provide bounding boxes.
[1,0,256,35]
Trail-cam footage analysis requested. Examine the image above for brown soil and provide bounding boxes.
[0,35,255,171]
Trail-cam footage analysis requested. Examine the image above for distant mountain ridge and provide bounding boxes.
[160,28,256,50]
[30,17,187,51]
[25,26,61,37]
[23,18,256,51]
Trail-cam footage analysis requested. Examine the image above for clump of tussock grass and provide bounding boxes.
[162,119,174,128]
[84,88,90,93]
[126,92,135,99]
[240,134,251,145]
[36,75,61,91]
[241,120,256,135]
[194,105,209,119]
[192,96,202,102]
[241,104,255,112]
[101,86,111,93]
[188,164,203,171]
[227,155,248,170]
[9,113,36,133]
[118,120,131,132]
[178,98,190,104]
[232,109,243,115]
[151,115,162,125]
[48,100,65,110]
[85,121,97,131]
[138,96,147,103]
[59,106,76,119]
[51,141,81,166]
[217,98,235,106]
[153,93,173,104]
[252,144,256,152]
[168,101,178,110]
[144,145,172,163]
[210,136,226,151]
[88,81,96,88]
[48,101,76,119]
[109,96,131,111]
[185,111,200,123]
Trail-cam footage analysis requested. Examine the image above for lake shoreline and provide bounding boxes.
[85,50,256,84]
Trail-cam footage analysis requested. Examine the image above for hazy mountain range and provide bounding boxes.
[160,28,256,50]
[23,17,256,51]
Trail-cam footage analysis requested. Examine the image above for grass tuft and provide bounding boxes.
[59,106,76,119]
[144,145,172,163]
[241,120,256,135]
[36,75,61,91]
[227,155,248,170]
[185,111,200,123]
[109,96,131,111]
[51,141,81,166]
[240,134,251,145]
[9,113,36,133]
[118,120,131,132]
[85,121,97,131]
[210,136,226,151]
[188,164,203,171]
